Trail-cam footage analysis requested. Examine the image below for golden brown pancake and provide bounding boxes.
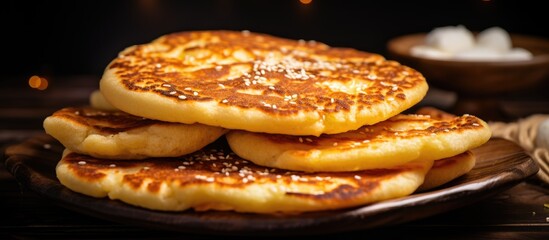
[43,107,227,159]
[100,30,428,136]
[226,113,491,172]
[56,145,433,214]
[89,90,117,111]
[418,151,476,192]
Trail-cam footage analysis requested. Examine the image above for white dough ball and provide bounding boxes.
[453,47,502,61]
[410,45,452,59]
[425,25,475,54]
[536,119,549,150]
[477,27,512,53]
[503,48,533,61]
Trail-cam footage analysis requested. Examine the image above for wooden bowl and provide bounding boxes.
[387,33,549,96]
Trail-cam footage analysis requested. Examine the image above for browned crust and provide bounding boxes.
[62,148,416,203]
[107,30,426,115]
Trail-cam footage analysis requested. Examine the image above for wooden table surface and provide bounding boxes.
[2,76,549,239]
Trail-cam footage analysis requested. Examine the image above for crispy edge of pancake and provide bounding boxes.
[43,108,228,159]
[417,151,476,192]
[56,149,433,213]
[225,114,491,172]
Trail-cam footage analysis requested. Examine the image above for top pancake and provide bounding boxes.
[100,30,428,136]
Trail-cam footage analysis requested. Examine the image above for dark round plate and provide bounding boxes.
[3,134,538,236]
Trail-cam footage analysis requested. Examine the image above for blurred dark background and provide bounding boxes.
[3,0,548,83]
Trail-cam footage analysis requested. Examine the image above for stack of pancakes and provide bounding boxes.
[44,31,491,214]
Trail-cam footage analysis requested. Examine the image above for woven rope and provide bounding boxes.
[489,115,549,184]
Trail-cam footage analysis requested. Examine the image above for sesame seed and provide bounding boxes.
[184,87,192,91]
[242,30,250,36]
[162,83,171,87]
[143,167,150,170]
[268,86,275,90]
[109,164,116,167]
[330,98,335,103]
[178,95,187,100]
[193,91,198,96]
[333,142,338,146]
[218,83,225,89]
[43,144,51,149]
[178,166,186,169]
[354,175,362,180]
[169,91,177,95]
[272,104,277,109]
[215,65,223,71]
[174,168,180,172]
[222,99,229,103]
[368,74,377,80]
[299,137,304,143]
[472,123,480,127]
[78,161,86,165]
[305,138,313,142]
[156,63,162,68]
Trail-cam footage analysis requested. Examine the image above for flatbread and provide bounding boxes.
[418,150,476,192]
[100,30,428,136]
[89,90,117,111]
[43,107,227,159]
[56,145,433,214]
[226,113,490,172]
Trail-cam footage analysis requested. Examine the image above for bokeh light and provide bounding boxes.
[28,75,49,90]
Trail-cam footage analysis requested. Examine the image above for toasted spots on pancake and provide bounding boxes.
[417,151,476,192]
[227,113,491,172]
[43,107,227,159]
[101,30,428,135]
[56,146,432,213]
